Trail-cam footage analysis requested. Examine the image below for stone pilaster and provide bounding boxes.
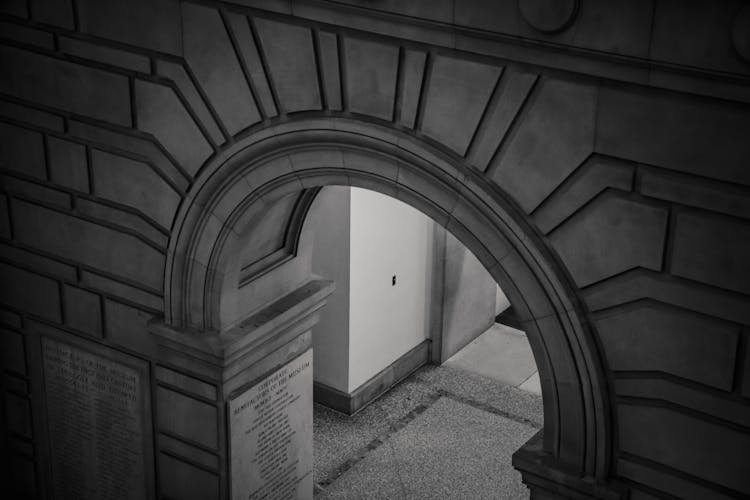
[149,279,335,500]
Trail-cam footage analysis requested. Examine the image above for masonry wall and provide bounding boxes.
[1,1,749,498]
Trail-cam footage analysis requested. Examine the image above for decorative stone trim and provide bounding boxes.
[150,279,335,397]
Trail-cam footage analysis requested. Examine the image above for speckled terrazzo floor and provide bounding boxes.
[312,364,543,499]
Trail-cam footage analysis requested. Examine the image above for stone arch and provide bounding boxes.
[164,117,614,491]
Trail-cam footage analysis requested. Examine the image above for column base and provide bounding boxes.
[148,279,335,500]
[513,431,628,500]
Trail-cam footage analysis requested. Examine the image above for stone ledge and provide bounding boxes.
[314,340,430,415]
[149,279,335,387]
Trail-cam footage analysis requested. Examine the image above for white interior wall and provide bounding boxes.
[348,187,435,392]
[309,186,511,395]
[439,230,498,361]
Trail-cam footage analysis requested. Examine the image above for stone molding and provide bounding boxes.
[240,0,750,104]
[150,279,334,396]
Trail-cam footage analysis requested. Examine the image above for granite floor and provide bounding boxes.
[313,324,542,499]
[444,323,541,395]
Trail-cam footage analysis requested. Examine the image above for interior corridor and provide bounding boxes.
[313,323,542,499]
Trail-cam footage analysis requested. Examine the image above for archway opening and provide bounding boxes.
[163,119,612,497]
[302,184,543,497]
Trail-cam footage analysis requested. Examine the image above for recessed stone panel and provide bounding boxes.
[492,76,597,213]
[225,12,279,118]
[229,349,313,500]
[135,80,213,177]
[550,194,668,287]
[0,193,10,239]
[0,175,71,208]
[41,336,154,500]
[67,119,189,193]
[420,55,501,156]
[104,300,156,354]
[2,328,26,374]
[615,377,750,429]
[597,302,739,390]
[0,242,77,281]
[651,0,749,76]
[570,0,652,58]
[0,20,54,48]
[155,366,217,401]
[4,391,32,437]
[584,269,750,327]
[77,0,181,55]
[0,0,27,17]
[1,309,23,330]
[157,386,218,450]
[0,261,61,322]
[63,285,102,337]
[397,49,426,129]
[0,45,131,126]
[4,374,28,397]
[640,167,750,220]
[48,137,89,192]
[183,3,261,135]
[344,37,399,120]
[30,0,74,28]
[532,155,634,234]
[0,99,64,131]
[76,199,168,249]
[671,211,750,296]
[155,61,225,145]
[59,37,150,73]
[618,404,750,495]
[82,271,163,311]
[0,122,46,179]
[159,434,219,471]
[159,453,219,500]
[9,454,36,498]
[254,18,321,113]
[617,457,738,500]
[11,199,164,290]
[318,31,342,111]
[596,85,750,186]
[91,148,182,229]
[467,68,537,171]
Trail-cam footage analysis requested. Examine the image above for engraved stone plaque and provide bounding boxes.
[42,337,152,500]
[230,349,313,500]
